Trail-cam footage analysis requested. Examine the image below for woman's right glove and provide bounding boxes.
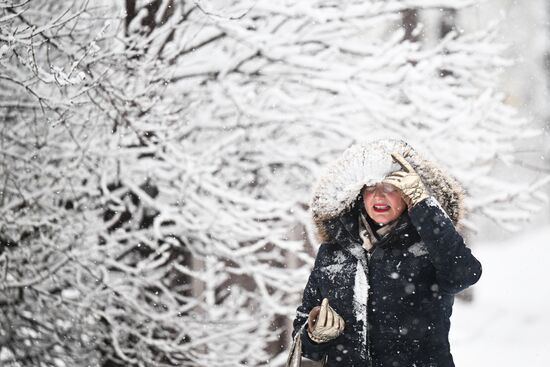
[307,298,345,343]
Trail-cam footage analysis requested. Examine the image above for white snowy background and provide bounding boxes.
[451,2,550,367]
[451,227,550,367]
[0,0,549,366]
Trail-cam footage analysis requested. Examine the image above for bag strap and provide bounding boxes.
[286,321,308,367]
[287,321,329,367]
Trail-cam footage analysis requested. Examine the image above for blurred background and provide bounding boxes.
[0,0,548,366]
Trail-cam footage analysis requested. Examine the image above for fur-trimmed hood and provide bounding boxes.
[311,139,465,243]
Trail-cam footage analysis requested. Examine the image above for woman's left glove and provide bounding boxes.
[307,298,345,343]
[383,153,429,208]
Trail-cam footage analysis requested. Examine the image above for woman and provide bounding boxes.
[292,139,482,367]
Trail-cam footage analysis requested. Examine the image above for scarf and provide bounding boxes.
[358,212,400,252]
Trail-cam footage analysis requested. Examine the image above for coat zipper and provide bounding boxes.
[365,245,375,367]
[364,241,385,367]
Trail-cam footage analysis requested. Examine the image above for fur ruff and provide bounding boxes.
[311,139,465,243]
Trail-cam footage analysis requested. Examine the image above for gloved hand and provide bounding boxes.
[383,153,429,208]
[307,298,345,344]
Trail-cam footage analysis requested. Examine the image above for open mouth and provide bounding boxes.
[373,204,391,213]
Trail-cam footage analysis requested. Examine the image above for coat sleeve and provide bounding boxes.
[409,196,482,294]
[291,244,332,361]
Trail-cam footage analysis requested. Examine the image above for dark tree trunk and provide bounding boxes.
[438,8,457,78]
[401,9,420,43]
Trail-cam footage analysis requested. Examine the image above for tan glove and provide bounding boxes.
[383,153,429,208]
[307,298,345,344]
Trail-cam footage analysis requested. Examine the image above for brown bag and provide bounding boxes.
[285,324,328,367]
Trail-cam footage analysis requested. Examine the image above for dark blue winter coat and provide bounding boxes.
[292,140,482,367]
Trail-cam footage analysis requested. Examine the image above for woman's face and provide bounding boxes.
[362,183,407,224]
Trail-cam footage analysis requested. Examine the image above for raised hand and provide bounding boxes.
[383,153,429,208]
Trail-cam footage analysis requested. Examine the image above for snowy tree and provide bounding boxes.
[0,0,547,366]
